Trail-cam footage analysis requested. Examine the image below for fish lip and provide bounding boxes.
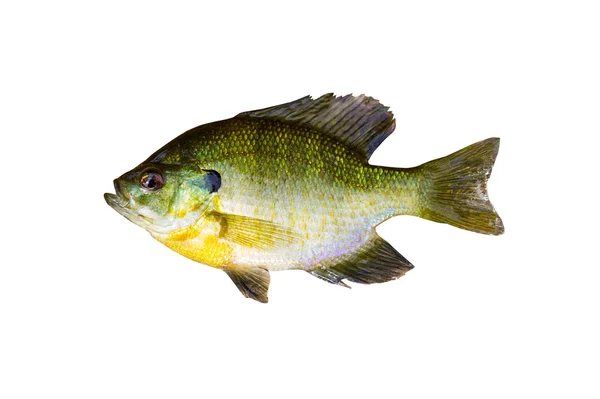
[104,190,200,236]
[104,183,130,209]
[104,191,144,227]
[104,189,158,223]
[105,179,192,234]
[113,179,130,202]
[105,179,130,208]
[104,192,126,208]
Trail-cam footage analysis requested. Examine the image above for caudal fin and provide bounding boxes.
[419,138,504,235]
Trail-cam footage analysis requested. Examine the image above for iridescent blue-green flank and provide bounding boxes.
[104,94,504,302]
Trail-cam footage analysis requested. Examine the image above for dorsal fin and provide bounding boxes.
[236,94,396,160]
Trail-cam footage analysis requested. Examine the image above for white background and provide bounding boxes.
[1,1,598,398]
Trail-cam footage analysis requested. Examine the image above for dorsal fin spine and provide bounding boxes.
[236,94,396,160]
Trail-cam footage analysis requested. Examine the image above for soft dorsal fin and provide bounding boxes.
[236,94,396,160]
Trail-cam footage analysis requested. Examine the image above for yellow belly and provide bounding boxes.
[152,217,234,269]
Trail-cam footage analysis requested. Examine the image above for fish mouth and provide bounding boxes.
[104,179,139,223]
[104,191,135,219]
[104,179,130,210]
[104,192,127,209]
[104,180,206,235]
[104,191,158,232]
[104,185,174,234]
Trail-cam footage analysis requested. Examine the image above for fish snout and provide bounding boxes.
[113,178,131,202]
[113,179,121,196]
[104,178,129,208]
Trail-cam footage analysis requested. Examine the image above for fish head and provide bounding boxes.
[104,160,221,236]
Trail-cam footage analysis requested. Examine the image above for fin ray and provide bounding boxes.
[419,138,504,235]
[212,212,299,250]
[308,234,414,285]
[237,94,395,160]
[224,267,270,303]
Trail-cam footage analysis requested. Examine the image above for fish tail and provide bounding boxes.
[416,137,504,235]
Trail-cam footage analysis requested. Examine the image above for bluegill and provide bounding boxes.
[104,94,504,302]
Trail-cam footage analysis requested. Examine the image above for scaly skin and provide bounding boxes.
[149,117,424,271]
[105,94,503,303]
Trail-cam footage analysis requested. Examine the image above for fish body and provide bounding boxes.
[105,94,504,302]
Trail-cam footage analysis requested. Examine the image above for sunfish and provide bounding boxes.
[105,94,504,302]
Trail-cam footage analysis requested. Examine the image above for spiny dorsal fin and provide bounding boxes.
[237,94,396,160]
[224,267,270,303]
[308,233,414,285]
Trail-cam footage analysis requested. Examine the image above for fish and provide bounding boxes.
[105,94,504,303]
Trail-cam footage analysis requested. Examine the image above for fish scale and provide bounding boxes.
[184,119,407,270]
[105,94,503,302]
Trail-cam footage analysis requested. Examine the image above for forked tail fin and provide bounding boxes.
[419,138,504,235]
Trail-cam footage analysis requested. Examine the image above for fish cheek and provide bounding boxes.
[171,170,221,217]
[135,184,175,217]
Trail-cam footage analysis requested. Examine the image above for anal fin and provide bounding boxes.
[224,267,270,303]
[309,234,414,286]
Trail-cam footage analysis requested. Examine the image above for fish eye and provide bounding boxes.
[140,169,165,191]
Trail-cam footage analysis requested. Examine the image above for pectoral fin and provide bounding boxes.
[210,212,299,250]
[224,267,270,303]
